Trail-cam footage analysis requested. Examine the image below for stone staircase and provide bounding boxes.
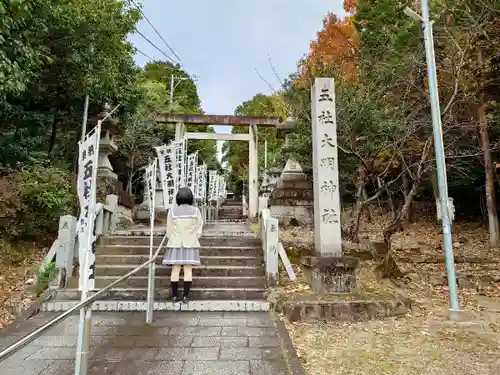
[217,198,245,220]
[40,219,268,312]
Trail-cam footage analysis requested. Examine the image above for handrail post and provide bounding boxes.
[106,194,118,232]
[74,306,92,375]
[95,209,104,236]
[265,216,279,286]
[56,215,77,279]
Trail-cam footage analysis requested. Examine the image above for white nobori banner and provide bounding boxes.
[155,144,176,209]
[145,159,157,214]
[208,170,218,201]
[173,138,186,189]
[197,163,207,200]
[77,121,101,291]
[186,152,198,194]
[218,176,225,197]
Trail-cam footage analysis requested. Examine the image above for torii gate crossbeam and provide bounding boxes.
[154,113,280,219]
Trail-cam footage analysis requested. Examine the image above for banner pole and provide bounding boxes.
[74,121,101,375]
[146,159,157,323]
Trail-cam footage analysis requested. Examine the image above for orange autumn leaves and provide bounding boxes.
[296,1,359,87]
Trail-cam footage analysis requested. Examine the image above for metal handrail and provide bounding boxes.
[0,233,168,363]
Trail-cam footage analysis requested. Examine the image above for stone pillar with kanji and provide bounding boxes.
[301,77,359,293]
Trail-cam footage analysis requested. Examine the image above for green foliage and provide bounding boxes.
[139,61,201,112]
[0,129,47,168]
[36,261,57,295]
[0,0,143,167]
[224,93,284,194]
[0,0,219,244]
[0,0,51,99]
[231,0,500,221]
[118,61,218,195]
[2,164,75,238]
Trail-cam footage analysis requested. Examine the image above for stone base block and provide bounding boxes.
[301,256,359,293]
[270,298,412,322]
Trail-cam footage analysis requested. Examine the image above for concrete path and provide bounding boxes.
[1,311,289,375]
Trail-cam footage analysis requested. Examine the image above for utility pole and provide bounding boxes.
[80,95,89,141]
[404,3,459,315]
[169,73,175,106]
[169,73,190,107]
[81,43,95,142]
[264,139,268,169]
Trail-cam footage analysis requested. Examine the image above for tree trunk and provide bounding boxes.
[378,139,433,279]
[377,181,419,279]
[400,181,419,222]
[477,48,500,248]
[343,165,366,242]
[127,155,135,194]
[402,167,414,222]
[478,102,500,247]
[362,186,372,222]
[48,115,58,154]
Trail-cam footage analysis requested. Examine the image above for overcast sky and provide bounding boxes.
[130,0,345,135]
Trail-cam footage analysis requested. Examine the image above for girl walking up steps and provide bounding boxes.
[163,187,204,303]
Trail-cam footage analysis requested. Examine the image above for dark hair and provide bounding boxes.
[176,187,194,205]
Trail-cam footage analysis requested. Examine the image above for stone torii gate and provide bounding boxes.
[155,113,280,219]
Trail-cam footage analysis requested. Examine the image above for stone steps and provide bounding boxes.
[42,221,267,312]
[96,245,261,257]
[40,299,269,312]
[95,255,263,266]
[99,236,261,247]
[94,264,264,277]
[218,215,244,220]
[66,276,266,289]
[205,219,247,224]
[50,288,266,301]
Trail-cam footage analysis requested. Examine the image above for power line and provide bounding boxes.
[126,5,199,82]
[134,40,199,82]
[128,0,182,63]
[135,47,155,62]
[134,29,177,64]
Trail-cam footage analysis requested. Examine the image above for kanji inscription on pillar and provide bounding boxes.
[311,77,342,256]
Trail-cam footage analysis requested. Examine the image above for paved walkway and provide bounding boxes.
[1,311,289,375]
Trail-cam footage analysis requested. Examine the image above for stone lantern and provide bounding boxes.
[90,103,135,227]
[267,167,282,187]
[94,103,122,180]
[268,117,314,225]
[260,166,282,197]
[276,117,306,181]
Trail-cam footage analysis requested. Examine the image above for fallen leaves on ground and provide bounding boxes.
[279,215,500,374]
[0,243,44,329]
[287,307,500,375]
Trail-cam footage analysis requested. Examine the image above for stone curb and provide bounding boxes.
[272,312,307,375]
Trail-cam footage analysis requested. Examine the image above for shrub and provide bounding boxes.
[36,261,57,295]
[0,163,76,238]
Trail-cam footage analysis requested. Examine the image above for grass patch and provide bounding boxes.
[36,260,57,296]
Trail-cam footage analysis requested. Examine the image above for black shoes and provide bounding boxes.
[171,280,192,303]
[171,281,179,303]
[182,281,192,304]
